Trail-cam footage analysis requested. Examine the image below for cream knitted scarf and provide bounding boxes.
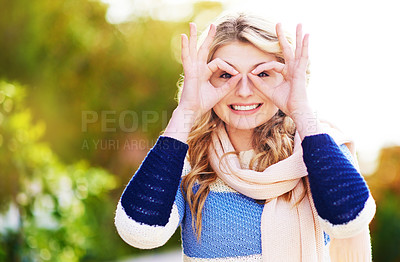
[208,122,371,262]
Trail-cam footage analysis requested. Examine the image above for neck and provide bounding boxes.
[225,125,254,152]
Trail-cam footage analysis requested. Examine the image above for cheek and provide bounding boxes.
[212,101,229,121]
[271,73,283,84]
[210,75,222,87]
[258,75,282,89]
[212,102,224,117]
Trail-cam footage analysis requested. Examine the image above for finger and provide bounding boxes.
[206,58,239,79]
[181,34,190,64]
[276,23,294,61]
[189,23,197,59]
[247,73,275,99]
[215,73,242,97]
[298,34,309,70]
[198,24,216,63]
[295,24,303,61]
[247,72,264,89]
[251,61,285,75]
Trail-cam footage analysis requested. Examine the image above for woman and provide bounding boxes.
[115,12,376,261]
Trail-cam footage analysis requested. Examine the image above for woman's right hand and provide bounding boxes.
[178,23,242,121]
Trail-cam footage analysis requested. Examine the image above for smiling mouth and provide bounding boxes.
[229,103,263,111]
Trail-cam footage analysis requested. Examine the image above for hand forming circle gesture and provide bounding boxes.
[247,23,310,119]
[178,23,242,120]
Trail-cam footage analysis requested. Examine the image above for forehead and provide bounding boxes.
[212,41,277,68]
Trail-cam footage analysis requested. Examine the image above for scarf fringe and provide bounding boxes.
[330,228,372,262]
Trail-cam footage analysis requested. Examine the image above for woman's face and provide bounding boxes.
[210,41,283,133]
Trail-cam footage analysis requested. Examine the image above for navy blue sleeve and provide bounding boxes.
[120,136,189,226]
[302,133,370,225]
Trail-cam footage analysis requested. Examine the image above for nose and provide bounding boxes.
[235,75,254,98]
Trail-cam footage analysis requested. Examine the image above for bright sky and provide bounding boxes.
[101,0,400,173]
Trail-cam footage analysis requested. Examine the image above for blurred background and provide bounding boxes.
[0,0,399,261]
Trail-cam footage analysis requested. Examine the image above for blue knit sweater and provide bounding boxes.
[115,134,375,261]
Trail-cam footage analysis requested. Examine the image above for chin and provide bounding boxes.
[224,118,268,131]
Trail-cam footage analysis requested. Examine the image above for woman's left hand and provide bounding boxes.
[247,23,311,120]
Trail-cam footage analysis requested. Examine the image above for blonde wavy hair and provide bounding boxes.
[177,12,308,239]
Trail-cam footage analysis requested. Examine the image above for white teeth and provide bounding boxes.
[232,104,259,111]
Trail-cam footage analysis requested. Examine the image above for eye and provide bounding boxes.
[258,71,270,77]
[220,72,232,79]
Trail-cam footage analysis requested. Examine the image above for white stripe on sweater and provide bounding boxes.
[183,253,263,261]
[114,201,181,249]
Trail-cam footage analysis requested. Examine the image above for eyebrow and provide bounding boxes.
[223,60,267,71]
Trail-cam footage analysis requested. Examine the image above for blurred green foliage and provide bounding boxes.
[0,0,222,260]
[0,81,118,261]
[0,0,223,173]
[0,0,182,166]
[0,80,182,261]
[367,147,400,261]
